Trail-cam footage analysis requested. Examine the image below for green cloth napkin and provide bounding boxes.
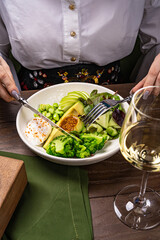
[0,151,93,240]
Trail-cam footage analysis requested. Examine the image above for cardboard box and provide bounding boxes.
[0,156,27,238]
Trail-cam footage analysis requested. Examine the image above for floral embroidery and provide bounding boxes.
[57,71,69,82]
[57,68,105,84]
[19,62,121,90]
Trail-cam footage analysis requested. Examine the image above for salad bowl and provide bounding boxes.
[16,82,129,166]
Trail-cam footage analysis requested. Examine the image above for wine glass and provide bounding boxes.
[114,85,160,230]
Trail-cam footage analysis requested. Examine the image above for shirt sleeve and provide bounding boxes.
[0,13,10,56]
[139,0,160,54]
[130,0,160,83]
[0,14,21,90]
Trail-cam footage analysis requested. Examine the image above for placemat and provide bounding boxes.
[0,151,93,240]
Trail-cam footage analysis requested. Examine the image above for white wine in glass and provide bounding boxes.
[114,86,160,230]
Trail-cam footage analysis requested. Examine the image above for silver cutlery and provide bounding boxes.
[81,94,132,126]
[11,90,78,140]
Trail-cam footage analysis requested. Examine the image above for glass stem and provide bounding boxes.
[138,171,149,200]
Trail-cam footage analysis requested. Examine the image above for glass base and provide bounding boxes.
[114,185,160,230]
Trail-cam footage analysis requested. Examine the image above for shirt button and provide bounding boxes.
[69,4,75,10]
[70,31,76,37]
[71,57,76,62]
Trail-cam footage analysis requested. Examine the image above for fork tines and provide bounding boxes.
[81,94,132,127]
[81,102,109,126]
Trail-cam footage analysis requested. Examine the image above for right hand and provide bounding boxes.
[0,56,19,102]
[131,53,160,95]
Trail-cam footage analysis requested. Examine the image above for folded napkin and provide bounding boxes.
[0,151,93,240]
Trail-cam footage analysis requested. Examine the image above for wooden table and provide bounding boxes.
[1,83,160,240]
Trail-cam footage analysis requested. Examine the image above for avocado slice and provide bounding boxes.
[96,111,112,129]
[87,123,103,133]
[106,126,118,137]
[43,101,84,149]
[96,110,121,130]
[108,117,121,129]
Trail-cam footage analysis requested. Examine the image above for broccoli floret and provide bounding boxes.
[79,132,109,152]
[74,142,91,158]
[46,132,109,158]
[46,135,75,158]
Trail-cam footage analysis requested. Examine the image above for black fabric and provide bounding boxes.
[18,62,122,90]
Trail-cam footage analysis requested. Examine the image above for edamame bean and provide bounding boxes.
[53,103,58,108]
[46,112,52,119]
[39,104,46,112]
[37,102,61,121]
[42,111,47,116]
[53,112,59,121]
[55,109,64,116]
[45,104,52,111]
[49,107,54,114]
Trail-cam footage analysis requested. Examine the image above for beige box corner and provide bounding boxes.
[0,156,27,238]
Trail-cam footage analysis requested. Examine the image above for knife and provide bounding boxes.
[11,90,78,141]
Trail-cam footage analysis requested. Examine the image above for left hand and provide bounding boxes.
[131,53,160,93]
[0,56,19,102]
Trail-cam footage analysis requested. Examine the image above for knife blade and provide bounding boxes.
[11,90,78,141]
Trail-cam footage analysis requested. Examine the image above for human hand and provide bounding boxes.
[131,53,160,94]
[0,56,19,102]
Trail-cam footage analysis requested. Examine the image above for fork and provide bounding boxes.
[81,94,132,126]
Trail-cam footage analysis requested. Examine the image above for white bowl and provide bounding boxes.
[16,82,129,166]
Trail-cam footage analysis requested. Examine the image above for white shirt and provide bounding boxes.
[0,0,160,71]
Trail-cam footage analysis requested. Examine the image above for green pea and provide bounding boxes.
[53,113,59,121]
[42,111,47,117]
[55,109,64,116]
[46,112,52,119]
[45,104,52,111]
[39,104,46,112]
[34,113,39,117]
[53,103,59,108]
[49,107,54,114]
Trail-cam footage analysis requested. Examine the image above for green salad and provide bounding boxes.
[34,89,125,158]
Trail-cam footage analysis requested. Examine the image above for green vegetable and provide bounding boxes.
[87,90,121,111]
[36,102,64,123]
[46,132,109,158]
[46,112,52,119]
[53,113,60,121]
[53,103,59,108]
[59,91,89,112]
[43,101,85,149]
[55,109,64,116]
[84,104,94,115]
[49,108,54,114]
[42,111,47,116]
[45,104,52,111]
[79,132,109,152]
[35,89,125,158]
[96,111,112,129]
[74,143,91,158]
[106,127,118,137]
[39,104,46,112]
[46,135,75,158]
[86,123,103,133]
